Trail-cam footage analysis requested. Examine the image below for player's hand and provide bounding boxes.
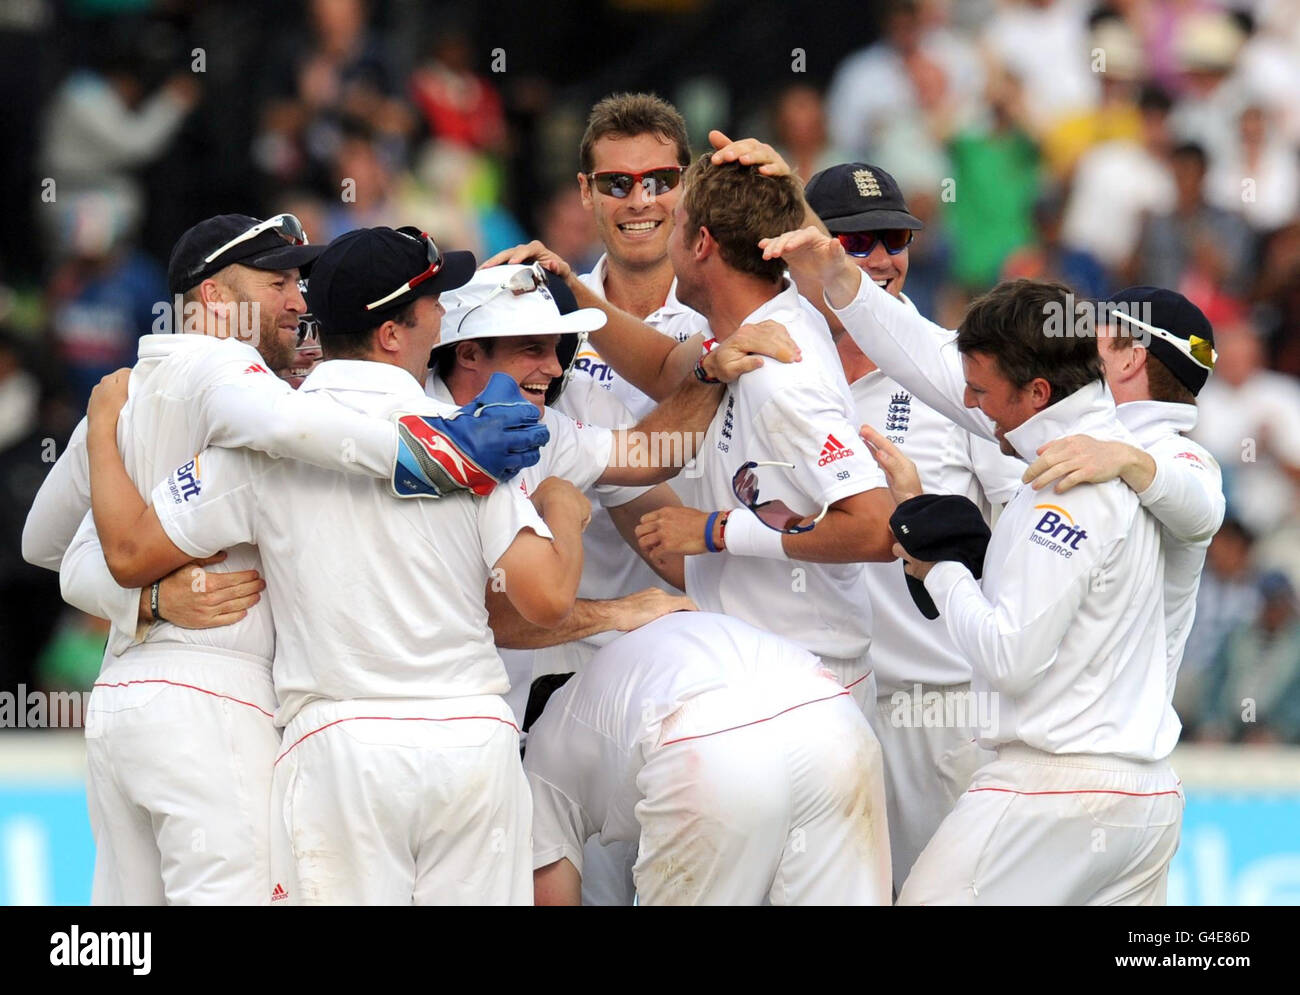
[87,368,131,428]
[760,226,853,289]
[148,552,266,629]
[531,476,592,532]
[703,320,802,383]
[893,542,935,581]
[1022,435,1131,494]
[479,240,575,285]
[708,130,794,178]
[610,587,698,631]
[636,506,712,557]
[861,424,923,505]
[392,374,550,498]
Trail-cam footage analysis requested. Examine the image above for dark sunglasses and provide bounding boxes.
[587,166,684,199]
[731,460,829,534]
[836,229,914,257]
[365,227,444,311]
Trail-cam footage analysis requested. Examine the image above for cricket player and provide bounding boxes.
[772,231,1181,902]
[22,215,546,905]
[527,611,891,906]
[82,225,590,905]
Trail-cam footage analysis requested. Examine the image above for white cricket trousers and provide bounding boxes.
[84,647,280,905]
[633,687,892,906]
[870,683,995,893]
[898,744,1184,906]
[269,695,532,905]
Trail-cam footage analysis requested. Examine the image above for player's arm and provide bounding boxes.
[22,418,95,571]
[480,242,800,401]
[199,360,547,497]
[708,130,827,232]
[608,485,686,590]
[533,858,581,907]
[487,586,694,649]
[492,477,589,628]
[761,226,997,441]
[1022,435,1225,543]
[60,516,261,631]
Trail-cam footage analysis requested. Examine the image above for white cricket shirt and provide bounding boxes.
[524,611,845,872]
[152,360,553,727]
[922,382,1175,760]
[685,281,886,661]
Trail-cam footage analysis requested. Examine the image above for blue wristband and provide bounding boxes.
[704,511,721,553]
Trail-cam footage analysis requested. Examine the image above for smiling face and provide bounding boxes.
[961,350,1044,456]
[841,230,910,299]
[220,265,307,378]
[579,132,684,272]
[464,334,564,413]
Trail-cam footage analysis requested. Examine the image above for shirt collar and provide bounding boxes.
[581,253,693,320]
[425,374,455,404]
[1004,380,1121,462]
[300,359,427,399]
[1115,399,1198,445]
[739,279,802,326]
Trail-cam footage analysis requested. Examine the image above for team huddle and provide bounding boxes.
[21,93,1223,906]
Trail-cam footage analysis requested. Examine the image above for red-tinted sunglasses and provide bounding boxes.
[836,229,914,257]
[587,166,684,199]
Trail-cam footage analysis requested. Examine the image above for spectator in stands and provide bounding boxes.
[1199,570,1300,744]
[255,0,413,190]
[981,0,1098,133]
[1167,10,1251,171]
[945,68,1040,293]
[1192,321,1300,537]
[1062,84,1176,277]
[1256,222,1300,377]
[1132,141,1254,303]
[409,26,506,154]
[1207,104,1300,237]
[1179,517,1261,736]
[770,83,843,185]
[1001,188,1109,299]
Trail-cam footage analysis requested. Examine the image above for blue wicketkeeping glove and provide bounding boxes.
[391,373,550,498]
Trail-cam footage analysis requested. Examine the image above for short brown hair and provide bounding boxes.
[956,279,1104,405]
[579,92,691,173]
[679,154,804,283]
[322,300,419,360]
[1106,326,1197,405]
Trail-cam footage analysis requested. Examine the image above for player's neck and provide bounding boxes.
[708,275,785,342]
[836,329,878,383]
[602,256,675,320]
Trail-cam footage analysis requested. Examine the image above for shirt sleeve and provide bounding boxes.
[537,409,613,494]
[187,346,399,479]
[1136,440,1225,544]
[478,482,555,570]
[831,275,998,443]
[757,385,886,507]
[151,448,260,559]
[525,769,590,874]
[59,511,147,640]
[921,498,1124,696]
[22,418,92,571]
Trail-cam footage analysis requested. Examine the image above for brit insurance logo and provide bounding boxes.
[165,457,202,505]
[1030,503,1087,558]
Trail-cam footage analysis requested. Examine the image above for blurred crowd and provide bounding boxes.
[2,0,1299,743]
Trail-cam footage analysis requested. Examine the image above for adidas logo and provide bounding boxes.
[271,883,288,902]
[244,363,270,375]
[817,433,854,466]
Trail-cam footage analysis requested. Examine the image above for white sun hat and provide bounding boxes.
[439,263,607,346]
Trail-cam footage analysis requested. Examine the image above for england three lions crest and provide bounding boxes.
[885,391,911,433]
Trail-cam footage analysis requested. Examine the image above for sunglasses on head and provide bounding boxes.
[587,166,685,199]
[365,228,444,311]
[455,263,550,336]
[732,460,829,534]
[836,229,914,257]
[1110,310,1217,371]
[203,213,308,265]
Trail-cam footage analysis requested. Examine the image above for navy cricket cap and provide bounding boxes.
[306,227,476,337]
[805,163,924,234]
[1108,286,1215,396]
[889,494,991,620]
[167,214,323,295]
